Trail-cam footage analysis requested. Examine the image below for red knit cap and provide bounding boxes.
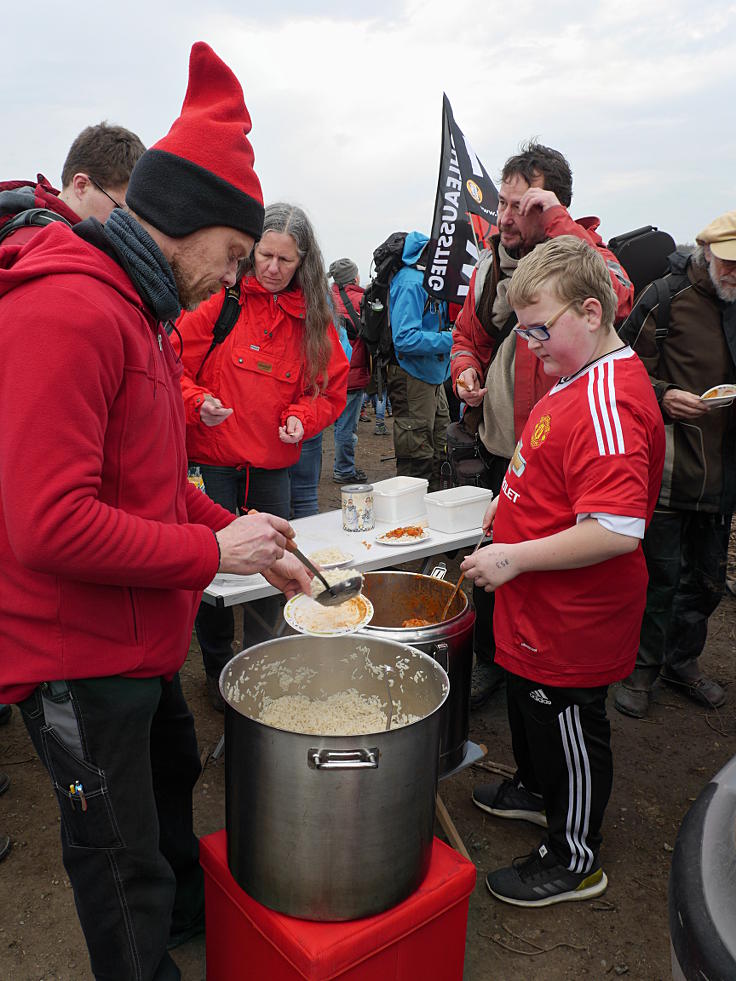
[126,42,264,239]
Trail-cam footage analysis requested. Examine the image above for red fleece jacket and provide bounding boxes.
[0,222,233,703]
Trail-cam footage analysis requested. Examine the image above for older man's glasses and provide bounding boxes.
[513,298,578,342]
[87,175,124,211]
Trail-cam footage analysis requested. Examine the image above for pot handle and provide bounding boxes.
[429,562,447,580]
[308,748,380,770]
[432,641,449,672]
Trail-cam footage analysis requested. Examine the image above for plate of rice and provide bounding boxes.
[306,547,354,569]
[284,592,373,636]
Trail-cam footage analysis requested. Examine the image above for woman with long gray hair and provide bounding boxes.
[176,202,349,707]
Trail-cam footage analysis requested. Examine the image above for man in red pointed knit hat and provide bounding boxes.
[0,43,310,980]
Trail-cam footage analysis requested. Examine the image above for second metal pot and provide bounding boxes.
[361,569,475,774]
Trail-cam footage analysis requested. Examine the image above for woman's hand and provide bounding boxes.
[279,415,304,444]
[200,394,233,427]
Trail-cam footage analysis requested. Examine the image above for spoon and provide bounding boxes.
[439,528,488,621]
[285,540,364,607]
[246,508,363,606]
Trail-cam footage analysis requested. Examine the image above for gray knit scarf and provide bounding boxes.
[103,210,181,323]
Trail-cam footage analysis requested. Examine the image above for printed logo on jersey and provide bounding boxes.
[529,688,552,705]
[530,413,551,449]
[466,179,482,204]
[588,361,626,456]
[510,439,526,478]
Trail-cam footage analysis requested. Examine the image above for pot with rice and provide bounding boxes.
[220,633,448,920]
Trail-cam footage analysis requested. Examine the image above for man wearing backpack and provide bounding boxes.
[0,122,146,729]
[387,230,452,490]
[614,212,736,719]
[329,257,371,482]
[451,141,635,709]
[0,122,145,244]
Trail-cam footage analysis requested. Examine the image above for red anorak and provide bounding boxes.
[177,275,348,468]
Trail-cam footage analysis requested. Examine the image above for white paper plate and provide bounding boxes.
[283,592,373,636]
[375,529,431,546]
[701,384,736,407]
[306,550,354,570]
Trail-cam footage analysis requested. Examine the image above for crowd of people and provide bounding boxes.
[0,37,735,978]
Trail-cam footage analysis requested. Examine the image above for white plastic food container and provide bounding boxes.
[371,476,429,525]
[424,486,494,533]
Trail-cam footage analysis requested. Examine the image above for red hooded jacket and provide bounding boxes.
[451,209,634,444]
[0,222,233,703]
[330,281,370,391]
[176,275,349,469]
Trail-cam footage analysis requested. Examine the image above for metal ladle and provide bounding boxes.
[247,508,363,606]
[285,541,364,607]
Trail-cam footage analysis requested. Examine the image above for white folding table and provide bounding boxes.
[202,509,484,607]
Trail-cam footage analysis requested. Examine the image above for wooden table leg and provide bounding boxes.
[436,793,472,862]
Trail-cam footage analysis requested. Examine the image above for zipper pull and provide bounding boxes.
[158,333,163,351]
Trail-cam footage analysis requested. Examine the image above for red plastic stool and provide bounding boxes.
[199,830,476,980]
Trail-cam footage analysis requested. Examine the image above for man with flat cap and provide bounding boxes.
[615,211,736,719]
[0,42,310,979]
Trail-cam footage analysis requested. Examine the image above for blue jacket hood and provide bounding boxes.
[402,231,428,266]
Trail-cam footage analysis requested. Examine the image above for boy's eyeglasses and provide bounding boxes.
[87,175,124,211]
[513,298,578,342]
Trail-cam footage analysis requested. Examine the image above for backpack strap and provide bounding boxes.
[653,277,673,346]
[338,285,361,339]
[195,282,242,379]
[0,207,71,246]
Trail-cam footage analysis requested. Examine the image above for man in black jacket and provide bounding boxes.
[615,211,736,718]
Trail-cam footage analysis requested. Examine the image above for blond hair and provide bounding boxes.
[507,236,617,328]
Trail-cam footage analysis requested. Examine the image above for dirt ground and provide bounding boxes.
[2,412,735,980]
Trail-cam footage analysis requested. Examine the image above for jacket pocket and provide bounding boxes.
[59,581,138,646]
[231,346,302,387]
[392,417,432,460]
[41,727,124,849]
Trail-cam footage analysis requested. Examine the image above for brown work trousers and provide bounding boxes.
[387,363,449,491]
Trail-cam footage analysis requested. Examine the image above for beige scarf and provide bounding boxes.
[478,245,520,458]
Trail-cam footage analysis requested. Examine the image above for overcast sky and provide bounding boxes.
[4,0,735,282]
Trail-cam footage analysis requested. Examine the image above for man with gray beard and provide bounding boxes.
[615,211,736,719]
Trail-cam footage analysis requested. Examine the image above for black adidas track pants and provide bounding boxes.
[506,671,613,874]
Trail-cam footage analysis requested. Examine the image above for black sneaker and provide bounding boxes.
[487,842,608,907]
[333,468,367,484]
[472,778,547,827]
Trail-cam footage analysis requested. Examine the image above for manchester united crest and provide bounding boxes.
[530,413,551,449]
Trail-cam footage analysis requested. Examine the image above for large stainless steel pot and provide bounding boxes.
[220,634,449,921]
[361,570,475,774]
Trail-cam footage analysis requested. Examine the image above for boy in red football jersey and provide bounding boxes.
[462,236,665,906]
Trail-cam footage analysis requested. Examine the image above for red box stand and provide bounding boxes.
[199,830,476,981]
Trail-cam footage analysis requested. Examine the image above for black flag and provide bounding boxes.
[424,94,499,304]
